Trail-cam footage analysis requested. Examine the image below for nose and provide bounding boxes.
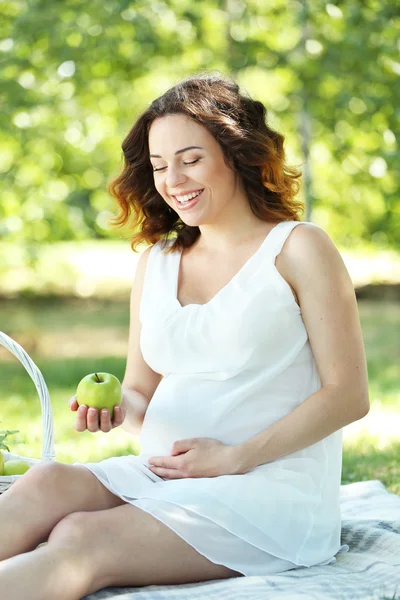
[165,165,186,188]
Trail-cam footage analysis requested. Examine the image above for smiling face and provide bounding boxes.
[148,113,247,228]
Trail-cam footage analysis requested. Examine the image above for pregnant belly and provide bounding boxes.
[137,371,307,459]
[138,377,210,457]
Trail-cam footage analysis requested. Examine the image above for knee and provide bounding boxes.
[9,462,70,498]
[48,512,89,548]
[25,461,66,487]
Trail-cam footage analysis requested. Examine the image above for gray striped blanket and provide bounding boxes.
[85,480,400,600]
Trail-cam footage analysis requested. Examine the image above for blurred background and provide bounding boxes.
[0,0,399,491]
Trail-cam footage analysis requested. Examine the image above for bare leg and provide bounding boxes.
[0,503,242,600]
[0,543,90,600]
[0,462,125,561]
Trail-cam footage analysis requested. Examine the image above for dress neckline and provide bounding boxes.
[174,221,286,309]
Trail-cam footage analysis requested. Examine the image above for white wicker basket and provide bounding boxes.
[0,331,55,493]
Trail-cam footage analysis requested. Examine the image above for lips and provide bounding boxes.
[173,189,204,211]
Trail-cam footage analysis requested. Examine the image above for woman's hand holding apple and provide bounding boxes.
[69,372,125,433]
[69,396,126,432]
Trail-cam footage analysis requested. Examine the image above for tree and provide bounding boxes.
[0,0,398,256]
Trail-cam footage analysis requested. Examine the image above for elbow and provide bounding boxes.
[354,393,370,421]
[331,383,370,424]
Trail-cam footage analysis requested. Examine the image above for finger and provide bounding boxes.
[99,409,112,433]
[111,405,124,428]
[148,466,183,480]
[148,456,170,467]
[171,438,197,455]
[69,396,79,411]
[148,456,183,471]
[87,407,100,433]
[75,405,88,432]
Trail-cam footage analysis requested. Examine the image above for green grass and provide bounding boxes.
[342,437,400,495]
[358,301,400,410]
[0,297,399,494]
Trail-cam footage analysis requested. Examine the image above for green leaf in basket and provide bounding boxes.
[0,429,19,452]
[0,451,4,475]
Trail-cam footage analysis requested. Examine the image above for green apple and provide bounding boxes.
[0,451,4,476]
[76,372,122,420]
[3,459,31,476]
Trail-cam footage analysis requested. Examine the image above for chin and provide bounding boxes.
[180,215,202,225]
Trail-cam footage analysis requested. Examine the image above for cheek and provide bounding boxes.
[200,163,226,188]
[153,176,165,195]
[211,165,235,191]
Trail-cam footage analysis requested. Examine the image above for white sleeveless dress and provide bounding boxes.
[76,220,347,576]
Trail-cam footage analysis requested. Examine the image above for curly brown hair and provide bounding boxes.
[108,72,304,253]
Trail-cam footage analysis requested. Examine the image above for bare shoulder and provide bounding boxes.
[136,245,153,270]
[275,222,353,304]
[132,244,157,288]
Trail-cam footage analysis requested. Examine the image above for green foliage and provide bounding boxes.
[0,427,19,452]
[0,0,399,264]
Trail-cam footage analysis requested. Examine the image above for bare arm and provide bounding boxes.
[121,245,163,434]
[236,224,370,473]
[70,245,163,434]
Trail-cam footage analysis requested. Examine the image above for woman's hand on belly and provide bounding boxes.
[147,437,240,479]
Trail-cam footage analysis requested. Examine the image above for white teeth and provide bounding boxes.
[176,190,203,204]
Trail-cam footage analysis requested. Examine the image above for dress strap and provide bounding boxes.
[139,239,178,324]
[266,220,322,262]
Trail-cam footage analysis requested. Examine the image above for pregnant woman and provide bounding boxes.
[0,73,369,600]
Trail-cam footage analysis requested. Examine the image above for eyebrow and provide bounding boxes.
[149,145,204,158]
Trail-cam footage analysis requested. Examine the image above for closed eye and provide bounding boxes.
[153,159,200,172]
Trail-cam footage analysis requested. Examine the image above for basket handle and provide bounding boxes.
[0,331,55,462]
